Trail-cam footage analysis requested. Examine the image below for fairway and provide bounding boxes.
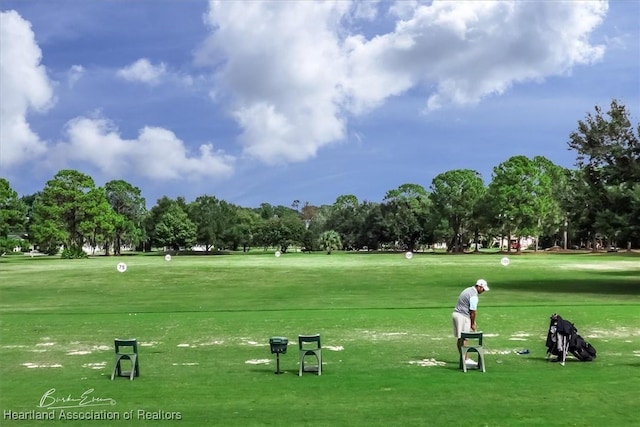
[1,252,639,426]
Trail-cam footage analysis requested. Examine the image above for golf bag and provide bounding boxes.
[545,314,596,365]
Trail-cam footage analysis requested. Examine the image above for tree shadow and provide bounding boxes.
[248,367,291,375]
[588,270,640,278]
[499,277,640,296]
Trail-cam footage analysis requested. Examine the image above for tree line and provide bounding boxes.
[1,100,638,256]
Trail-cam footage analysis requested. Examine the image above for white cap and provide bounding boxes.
[476,279,490,291]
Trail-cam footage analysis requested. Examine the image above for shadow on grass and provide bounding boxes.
[503,277,640,296]
[588,270,640,277]
[248,367,299,376]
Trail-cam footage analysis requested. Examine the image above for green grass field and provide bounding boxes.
[1,251,639,426]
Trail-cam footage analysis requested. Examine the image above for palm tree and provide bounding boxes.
[319,230,341,254]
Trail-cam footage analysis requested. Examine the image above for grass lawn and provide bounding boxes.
[0,251,639,426]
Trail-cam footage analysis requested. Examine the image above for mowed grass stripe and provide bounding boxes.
[1,253,638,314]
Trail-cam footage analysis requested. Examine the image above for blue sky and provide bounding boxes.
[1,0,638,208]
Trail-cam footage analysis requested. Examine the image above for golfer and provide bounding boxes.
[452,279,490,366]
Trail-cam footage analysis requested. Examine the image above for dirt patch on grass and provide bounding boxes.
[408,358,446,367]
[324,345,344,351]
[485,349,513,355]
[245,359,271,365]
[358,330,410,341]
[586,327,640,339]
[240,339,265,346]
[83,362,107,369]
[22,362,62,368]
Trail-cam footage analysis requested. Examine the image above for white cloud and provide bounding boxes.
[1,1,611,179]
[347,0,608,112]
[198,0,608,164]
[0,10,55,169]
[409,1,608,111]
[200,1,351,164]
[351,0,380,21]
[116,58,167,85]
[67,65,85,87]
[54,116,235,180]
[117,58,199,88]
[0,12,233,183]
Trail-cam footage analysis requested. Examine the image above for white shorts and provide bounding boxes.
[452,312,471,339]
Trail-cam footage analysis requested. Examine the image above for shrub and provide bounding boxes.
[61,246,88,259]
[0,237,20,254]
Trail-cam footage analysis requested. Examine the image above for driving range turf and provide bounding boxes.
[0,251,639,426]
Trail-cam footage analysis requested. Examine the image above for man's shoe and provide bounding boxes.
[465,359,478,366]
